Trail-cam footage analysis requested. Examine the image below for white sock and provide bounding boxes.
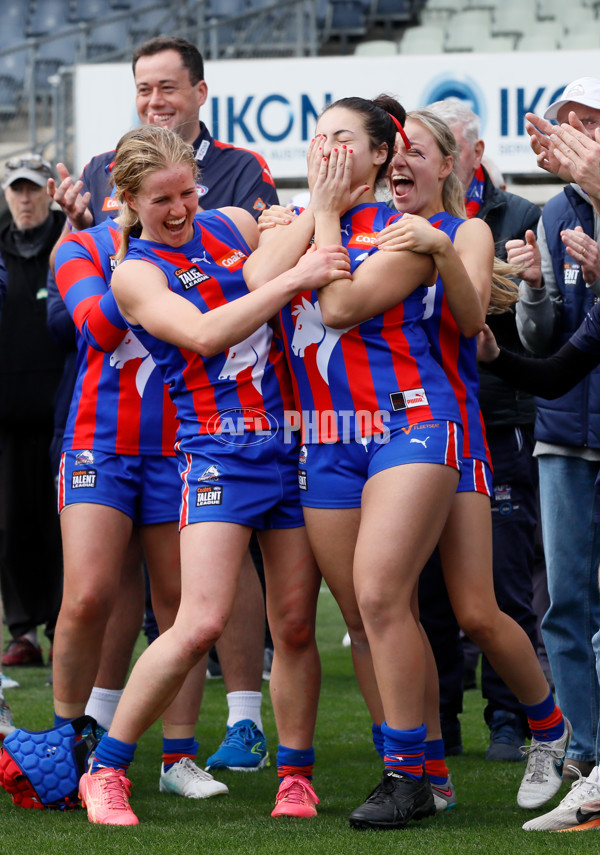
[226,691,263,730]
[22,629,40,648]
[85,687,123,731]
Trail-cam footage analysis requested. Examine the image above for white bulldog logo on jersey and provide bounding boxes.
[291,298,354,384]
[110,332,156,397]
[218,326,270,394]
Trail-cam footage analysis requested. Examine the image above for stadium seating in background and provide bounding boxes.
[27,0,71,37]
[0,0,28,46]
[515,20,563,51]
[421,0,465,26]
[560,29,600,48]
[322,0,369,43]
[354,39,398,55]
[490,5,537,39]
[398,23,446,54]
[86,21,130,60]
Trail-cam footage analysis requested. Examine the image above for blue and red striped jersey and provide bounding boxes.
[124,210,295,453]
[55,219,178,456]
[279,202,462,443]
[423,211,490,464]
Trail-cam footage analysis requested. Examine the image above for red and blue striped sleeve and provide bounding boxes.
[55,228,127,353]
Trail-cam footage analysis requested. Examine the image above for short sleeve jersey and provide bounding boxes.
[278,202,462,443]
[124,210,295,453]
[55,219,178,456]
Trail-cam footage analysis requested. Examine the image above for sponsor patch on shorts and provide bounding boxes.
[71,469,97,489]
[389,388,429,411]
[298,468,307,491]
[196,485,223,506]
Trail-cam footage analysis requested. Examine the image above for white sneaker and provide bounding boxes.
[0,699,15,739]
[159,757,229,799]
[523,764,600,831]
[517,717,572,809]
[0,673,19,690]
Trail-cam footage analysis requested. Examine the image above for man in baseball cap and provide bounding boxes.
[0,150,64,673]
[506,76,600,825]
[2,153,53,191]
[2,154,54,232]
[544,76,600,122]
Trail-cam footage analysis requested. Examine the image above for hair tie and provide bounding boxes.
[386,111,412,152]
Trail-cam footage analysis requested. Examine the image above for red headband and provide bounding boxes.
[387,111,412,151]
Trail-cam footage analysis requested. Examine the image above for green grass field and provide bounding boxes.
[0,587,583,855]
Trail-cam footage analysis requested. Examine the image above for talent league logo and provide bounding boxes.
[174,265,211,291]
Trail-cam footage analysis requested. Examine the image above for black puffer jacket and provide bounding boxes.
[0,209,66,428]
[476,169,541,428]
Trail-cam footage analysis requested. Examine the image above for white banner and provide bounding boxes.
[75,51,600,179]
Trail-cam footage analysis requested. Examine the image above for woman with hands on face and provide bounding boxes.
[245,95,475,831]
[374,109,568,816]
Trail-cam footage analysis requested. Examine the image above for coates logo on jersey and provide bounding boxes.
[215,248,247,272]
[348,232,377,250]
[101,196,120,213]
[390,388,429,411]
[174,265,211,291]
[253,197,267,212]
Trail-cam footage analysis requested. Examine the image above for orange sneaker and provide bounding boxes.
[271,774,319,818]
[79,767,139,825]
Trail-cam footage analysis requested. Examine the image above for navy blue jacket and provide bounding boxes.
[535,186,600,449]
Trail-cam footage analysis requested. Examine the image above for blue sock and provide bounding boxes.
[372,723,384,759]
[53,713,72,727]
[382,721,426,780]
[91,735,137,774]
[424,738,449,785]
[276,744,315,780]
[162,736,198,772]
[521,690,564,742]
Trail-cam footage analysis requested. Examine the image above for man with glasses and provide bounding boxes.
[506,77,600,786]
[0,154,65,671]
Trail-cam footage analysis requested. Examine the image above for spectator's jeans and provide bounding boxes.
[539,454,600,762]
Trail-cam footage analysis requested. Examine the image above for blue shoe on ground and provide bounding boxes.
[205,719,269,772]
[486,710,527,762]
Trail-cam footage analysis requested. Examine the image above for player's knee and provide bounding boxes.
[273,613,315,651]
[61,587,114,626]
[458,611,494,647]
[175,618,226,663]
[356,591,395,628]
